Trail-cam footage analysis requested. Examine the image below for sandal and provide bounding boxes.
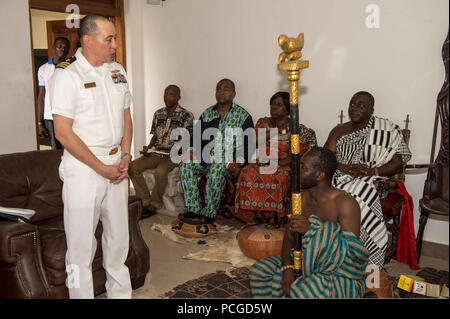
[265,212,280,229]
[245,216,263,227]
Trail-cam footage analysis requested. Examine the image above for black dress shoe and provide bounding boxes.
[179,212,205,224]
[202,216,216,224]
[141,205,157,219]
[181,211,201,219]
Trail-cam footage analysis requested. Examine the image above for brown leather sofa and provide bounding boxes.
[0,150,150,298]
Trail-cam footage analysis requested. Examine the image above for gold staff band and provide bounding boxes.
[291,193,302,215]
[291,134,300,154]
[289,78,298,105]
[293,250,302,271]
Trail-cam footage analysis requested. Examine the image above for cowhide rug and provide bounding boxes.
[151,222,255,271]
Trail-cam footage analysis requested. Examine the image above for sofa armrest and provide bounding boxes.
[127,196,150,283]
[0,220,49,298]
[0,221,38,263]
[128,195,143,220]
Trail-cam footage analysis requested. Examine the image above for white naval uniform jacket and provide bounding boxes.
[49,48,132,152]
[48,50,133,299]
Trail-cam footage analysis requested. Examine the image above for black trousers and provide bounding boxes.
[44,119,62,150]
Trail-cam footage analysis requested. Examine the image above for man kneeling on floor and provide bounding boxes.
[249,147,370,298]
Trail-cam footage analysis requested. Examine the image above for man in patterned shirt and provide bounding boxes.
[179,78,254,224]
[129,85,194,217]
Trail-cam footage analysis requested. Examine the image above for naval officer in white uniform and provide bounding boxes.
[49,15,133,299]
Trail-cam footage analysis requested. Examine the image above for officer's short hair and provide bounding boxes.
[78,15,110,46]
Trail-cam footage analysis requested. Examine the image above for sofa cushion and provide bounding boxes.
[0,150,63,223]
[40,227,66,271]
[44,265,67,286]
[38,217,103,272]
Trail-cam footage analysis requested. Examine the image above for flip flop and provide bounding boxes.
[245,217,263,227]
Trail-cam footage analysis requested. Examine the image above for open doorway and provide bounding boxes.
[30,9,85,150]
[28,0,127,150]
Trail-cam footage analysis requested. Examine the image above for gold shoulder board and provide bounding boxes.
[56,56,77,69]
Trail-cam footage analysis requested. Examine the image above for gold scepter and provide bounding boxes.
[277,33,309,276]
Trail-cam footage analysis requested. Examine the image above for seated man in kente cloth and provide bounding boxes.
[179,78,254,225]
[324,91,411,269]
[249,147,369,298]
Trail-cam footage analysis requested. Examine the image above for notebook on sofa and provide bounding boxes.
[0,206,35,223]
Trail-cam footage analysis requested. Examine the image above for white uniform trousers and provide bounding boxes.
[59,150,132,299]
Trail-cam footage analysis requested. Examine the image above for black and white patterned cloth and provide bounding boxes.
[332,116,412,268]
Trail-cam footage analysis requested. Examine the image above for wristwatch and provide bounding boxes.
[121,152,132,160]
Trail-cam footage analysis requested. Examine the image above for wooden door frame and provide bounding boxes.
[28,0,127,149]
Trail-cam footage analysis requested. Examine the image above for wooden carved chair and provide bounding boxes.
[374,115,412,263]
[415,30,449,263]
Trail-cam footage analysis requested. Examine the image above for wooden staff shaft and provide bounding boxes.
[289,80,302,276]
[290,158,302,272]
[277,34,309,277]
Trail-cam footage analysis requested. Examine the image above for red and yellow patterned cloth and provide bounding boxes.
[235,117,316,223]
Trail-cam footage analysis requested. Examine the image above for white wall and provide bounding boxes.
[0,0,446,244]
[30,9,84,49]
[127,0,449,244]
[0,0,36,154]
[124,0,147,155]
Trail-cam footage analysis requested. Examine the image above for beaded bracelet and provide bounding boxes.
[280,264,295,271]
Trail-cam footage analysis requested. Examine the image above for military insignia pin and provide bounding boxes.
[111,72,127,84]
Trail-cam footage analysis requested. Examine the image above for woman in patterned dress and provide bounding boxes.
[235,92,317,228]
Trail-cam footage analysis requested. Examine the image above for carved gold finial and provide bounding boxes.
[278,33,304,63]
[277,33,309,106]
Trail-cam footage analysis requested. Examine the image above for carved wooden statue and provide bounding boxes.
[416,29,449,263]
